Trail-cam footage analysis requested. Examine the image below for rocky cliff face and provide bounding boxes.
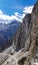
[13,1,38,53]
[13,2,38,65]
[13,14,31,51]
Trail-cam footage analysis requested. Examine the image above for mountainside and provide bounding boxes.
[0,1,38,65]
[0,20,21,51]
[13,1,38,52]
[12,1,38,65]
[13,14,31,51]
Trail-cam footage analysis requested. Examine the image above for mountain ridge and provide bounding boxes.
[0,20,21,52]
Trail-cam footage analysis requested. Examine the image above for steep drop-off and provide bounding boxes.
[12,1,38,65]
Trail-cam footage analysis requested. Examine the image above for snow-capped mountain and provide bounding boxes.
[0,20,21,51]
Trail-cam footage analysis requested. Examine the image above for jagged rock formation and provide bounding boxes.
[13,1,38,52]
[13,1,38,65]
[13,14,31,51]
[0,1,38,65]
[23,1,38,65]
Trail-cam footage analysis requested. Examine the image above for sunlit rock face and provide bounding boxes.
[13,14,31,51]
[13,1,38,52]
[30,1,38,45]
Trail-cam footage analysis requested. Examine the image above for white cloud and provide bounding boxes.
[23,6,33,13]
[14,12,19,16]
[21,14,25,19]
[0,10,22,23]
[0,10,3,15]
[14,12,25,19]
[15,6,33,20]
[0,6,33,23]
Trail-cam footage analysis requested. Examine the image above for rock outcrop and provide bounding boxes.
[13,0,38,52]
[13,1,38,65]
[13,14,31,51]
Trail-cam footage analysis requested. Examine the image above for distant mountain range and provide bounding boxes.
[0,20,21,51]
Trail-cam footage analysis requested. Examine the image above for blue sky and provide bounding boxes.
[0,0,37,23]
[0,0,36,15]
